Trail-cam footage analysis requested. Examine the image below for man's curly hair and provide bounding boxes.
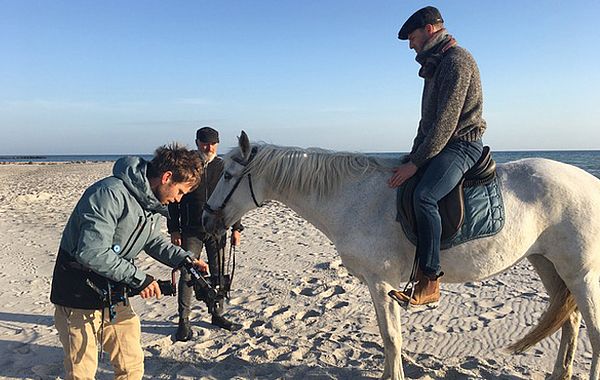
[147,142,203,188]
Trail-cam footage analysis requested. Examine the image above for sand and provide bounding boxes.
[0,162,592,379]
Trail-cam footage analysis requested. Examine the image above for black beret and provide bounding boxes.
[398,6,444,40]
[196,126,219,143]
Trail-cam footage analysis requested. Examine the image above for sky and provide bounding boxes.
[1,1,600,155]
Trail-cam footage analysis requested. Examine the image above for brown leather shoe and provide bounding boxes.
[388,270,440,306]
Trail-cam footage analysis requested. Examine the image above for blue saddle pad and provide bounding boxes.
[397,177,505,250]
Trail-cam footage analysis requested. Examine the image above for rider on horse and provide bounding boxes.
[388,6,487,306]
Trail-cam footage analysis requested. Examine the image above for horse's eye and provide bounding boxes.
[224,172,233,181]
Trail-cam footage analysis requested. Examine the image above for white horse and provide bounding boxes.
[203,131,600,380]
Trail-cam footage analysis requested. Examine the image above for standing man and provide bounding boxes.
[168,126,244,341]
[51,143,209,380]
[388,6,487,306]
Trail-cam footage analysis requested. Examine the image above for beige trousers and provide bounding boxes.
[54,303,144,380]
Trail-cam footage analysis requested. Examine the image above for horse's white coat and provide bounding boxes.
[203,133,600,380]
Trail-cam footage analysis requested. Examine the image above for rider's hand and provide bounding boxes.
[388,162,418,188]
[170,232,182,246]
[139,280,162,299]
[231,230,241,246]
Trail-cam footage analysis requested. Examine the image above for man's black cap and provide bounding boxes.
[398,6,444,40]
[196,126,219,143]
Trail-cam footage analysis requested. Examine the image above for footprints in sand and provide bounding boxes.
[262,306,293,330]
[248,277,350,332]
[0,163,112,230]
[14,192,53,203]
[293,278,343,297]
[159,253,372,373]
[292,280,348,313]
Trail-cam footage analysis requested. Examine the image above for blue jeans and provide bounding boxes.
[413,139,484,278]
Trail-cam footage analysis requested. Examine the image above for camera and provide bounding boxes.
[190,274,231,314]
[181,256,231,314]
[156,279,176,296]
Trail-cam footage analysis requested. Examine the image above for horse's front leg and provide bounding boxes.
[366,278,405,380]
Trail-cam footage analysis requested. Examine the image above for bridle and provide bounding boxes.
[203,147,262,224]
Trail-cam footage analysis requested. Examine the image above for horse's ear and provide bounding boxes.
[238,130,251,161]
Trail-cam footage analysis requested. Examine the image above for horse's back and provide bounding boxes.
[434,157,600,282]
[498,157,600,200]
[496,157,600,257]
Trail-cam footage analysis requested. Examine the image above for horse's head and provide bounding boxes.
[203,130,265,235]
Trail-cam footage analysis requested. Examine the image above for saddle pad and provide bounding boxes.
[396,177,505,250]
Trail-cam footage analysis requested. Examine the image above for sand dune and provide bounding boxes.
[0,162,592,379]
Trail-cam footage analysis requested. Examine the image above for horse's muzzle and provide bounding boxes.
[202,205,227,236]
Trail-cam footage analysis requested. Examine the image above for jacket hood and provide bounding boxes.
[113,156,168,216]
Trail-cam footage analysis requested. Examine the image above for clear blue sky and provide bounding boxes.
[1,1,599,154]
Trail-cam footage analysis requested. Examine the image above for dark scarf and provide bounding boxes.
[415,29,457,79]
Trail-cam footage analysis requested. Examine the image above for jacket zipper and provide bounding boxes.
[120,216,144,256]
[123,216,149,257]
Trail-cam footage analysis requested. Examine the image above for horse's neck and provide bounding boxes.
[267,170,395,243]
[270,190,337,240]
[266,168,418,282]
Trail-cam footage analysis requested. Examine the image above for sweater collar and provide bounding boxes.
[415,29,457,78]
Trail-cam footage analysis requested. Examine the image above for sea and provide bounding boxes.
[3,151,600,178]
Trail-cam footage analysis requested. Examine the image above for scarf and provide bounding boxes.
[415,29,457,79]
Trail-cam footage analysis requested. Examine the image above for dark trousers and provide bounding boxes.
[178,234,227,320]
[413,139,484,278]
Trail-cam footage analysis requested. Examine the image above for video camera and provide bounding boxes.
[87,277,177,317]
[126,256,231,315]
[180,256,231,314]
[127,279,177,297]
[127,256,231,315]
[86,256,230,320]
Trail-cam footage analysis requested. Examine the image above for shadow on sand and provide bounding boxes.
[0,338,377,380]
[0,312,528,379]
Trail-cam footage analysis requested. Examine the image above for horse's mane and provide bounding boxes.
[227,143,391,198]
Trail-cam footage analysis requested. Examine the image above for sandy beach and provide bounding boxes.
[0,162,592,379]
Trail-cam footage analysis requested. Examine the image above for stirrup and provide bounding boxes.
[401,280,417,310]
[388,279,418,310]
[389,276,441,310]
[388,289,439,310]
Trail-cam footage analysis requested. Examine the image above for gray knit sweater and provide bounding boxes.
[408,44,486,167]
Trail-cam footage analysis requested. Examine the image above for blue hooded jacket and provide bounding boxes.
[50,156,191,309]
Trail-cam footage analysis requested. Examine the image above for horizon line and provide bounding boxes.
[4,148,600,158]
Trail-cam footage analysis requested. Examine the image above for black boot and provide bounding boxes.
[211,314,242,331]
[175,318,193,342]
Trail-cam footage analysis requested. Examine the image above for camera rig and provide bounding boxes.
[179,256,232,315]
[87,252,235,320]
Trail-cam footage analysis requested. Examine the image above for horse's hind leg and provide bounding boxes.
[565,270,600,380]
[366,278,405,380]
[528,254,581,380]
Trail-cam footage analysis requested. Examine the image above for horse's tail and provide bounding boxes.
[508,282,578,353]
